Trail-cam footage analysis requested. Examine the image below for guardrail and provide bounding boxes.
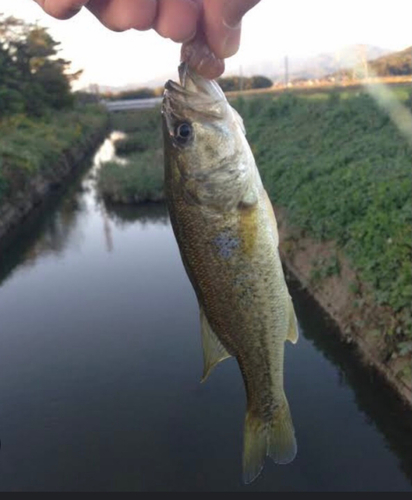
[103,97,162,112]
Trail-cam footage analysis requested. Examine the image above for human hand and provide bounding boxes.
[33,0,261,78]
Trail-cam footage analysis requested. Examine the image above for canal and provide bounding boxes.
[0,135,411,491]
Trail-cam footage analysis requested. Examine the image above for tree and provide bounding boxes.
[248,75,273,89]
[0,43,25,114]
[217,75,273,92]
[0,15,76,117]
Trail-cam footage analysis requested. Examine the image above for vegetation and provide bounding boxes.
[0,106,108,205]
[0,15,79,117]
[97,109,164,203]
[218,75,273,92]
[97,149,163,203]
[105,75,273,101]
[97,86,411,359]
[0,15,108,224]
[107,87,163,101]
[233,89,412,351]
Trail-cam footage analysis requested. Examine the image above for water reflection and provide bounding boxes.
[93,131,127,166]
[0,180,86,290]
[102,208,114,253]
[104,201,169,228]
[285,269,412,486]
[0,133,411,491]
[0,134,168,290]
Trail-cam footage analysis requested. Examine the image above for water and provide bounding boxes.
[0,136,411,491]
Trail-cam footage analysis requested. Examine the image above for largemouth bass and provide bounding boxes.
[162,63,298,483]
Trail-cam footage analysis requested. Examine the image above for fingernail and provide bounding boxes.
[222,3,247,30]
[179,27,197,44]
[221,29,241,59]
[222,16,242,30]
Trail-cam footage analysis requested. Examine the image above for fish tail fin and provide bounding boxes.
[243,393,297,484]
[243,411,267,485]
[267,393,297,465]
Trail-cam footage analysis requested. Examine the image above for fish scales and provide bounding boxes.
[162,63,298,483]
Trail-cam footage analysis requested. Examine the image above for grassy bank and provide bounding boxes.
[233,89,411,359]
[97,88,411,370]
[97,109,164,203]
[0,105,108,206]
[0,105,109,241]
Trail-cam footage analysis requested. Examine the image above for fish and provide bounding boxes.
[162,63,298,484]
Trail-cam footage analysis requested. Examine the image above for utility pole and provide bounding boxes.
[357,44,369,81]
[335,50,341,85]
[284,55,289,88]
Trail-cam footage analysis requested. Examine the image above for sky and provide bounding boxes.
[1,0,411,90]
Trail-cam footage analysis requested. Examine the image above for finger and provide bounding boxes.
[203,0,261,59]
[33,0,89,20]
[87,0,158,32]
[155,0,200,43]
[181,31,225,80]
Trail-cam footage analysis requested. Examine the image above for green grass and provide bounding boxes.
[0,105,108,204]
[233,89,412,346]
[97,149,164,203]
[115,128,162,156]
[97,108,164,203]
[110,108,160,133]
[98,90,412,352]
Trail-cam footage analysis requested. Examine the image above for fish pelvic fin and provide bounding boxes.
[286,297,299,344]
[243,393,297,484]
[200,307,231,383]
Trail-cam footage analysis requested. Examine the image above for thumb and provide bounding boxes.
[203,0,261,60]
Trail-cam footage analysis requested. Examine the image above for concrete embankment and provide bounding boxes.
[276,207,412,409]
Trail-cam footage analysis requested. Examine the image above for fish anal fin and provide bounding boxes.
[286,297,299,345]
[200,307,231,383]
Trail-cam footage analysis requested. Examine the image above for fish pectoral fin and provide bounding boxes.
[200,307,232,383]
[238,187,258,209]
[286,297,299,344]
[231,106,246,135]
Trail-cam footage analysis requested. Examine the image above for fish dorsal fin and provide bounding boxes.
[286,297,299,344]
[200,307,232,383]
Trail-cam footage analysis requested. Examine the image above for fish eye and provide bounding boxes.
[174,122,193,145]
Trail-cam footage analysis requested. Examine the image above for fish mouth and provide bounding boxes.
[163,63,227,120]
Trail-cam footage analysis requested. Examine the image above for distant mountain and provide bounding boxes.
[81,44,395,93]
[290,45,390,80]
[324,46,412,79]
[368,46,411,76]
[226,44,392,83]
